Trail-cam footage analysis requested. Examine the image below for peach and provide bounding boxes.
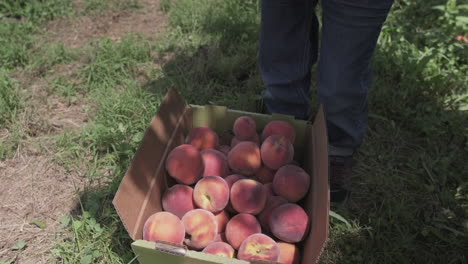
[202,242,235,258]
[218,145,231,156]
[225,213,261,250]
[230,137,242,148]
[261,120,296,144]
[213,232,228,243]
[143,212,185,244]
[230,179,267,215]
[233,116,257,140]
[214,210,230,233]
[193,176,229,213]
[269,203,309,243]
[261,135,294,170]
[162,184,196,219]
[182,209,218,249]
[264,183,275,198]
[277,242,301,264]
[231,134,260,148]
[201,149,229,177]
[186,126,219,150]
[224,174,245,213]
[257,196,288,233]
[237,233,279,262]
[273,164,310,202]
[255,166,276,184]
[165,144,204,185]
[227,141,261,175]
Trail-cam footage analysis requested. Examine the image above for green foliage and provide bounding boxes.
[82,35,152,90]
[0,23,34,69]
[0,70,21,128]
[0,0,73,24]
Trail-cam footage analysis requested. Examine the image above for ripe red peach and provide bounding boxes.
[273,164,310,202]
[233,116,257,140]
[230,179,267,215]
[202,242,235,258]
[277,242,301,264]
[201,149,229,177]
[257,196,288,233]
[162,184,196,219]
[181,209,218,249]
[261,135,294,170]
[264,183,275,198]
[186,126,219,150]
[269,203,309,243]
[255,166,276,184]
[213,232,228,243]
[261,120,296,144]
[143,212,185,244]
[227,141,261,175]
[224,174,245,213]
[193,176,229,213]
[214,210,230,233]
[165,144,204,185]
[237,233,279,262]
[225,213,261,250]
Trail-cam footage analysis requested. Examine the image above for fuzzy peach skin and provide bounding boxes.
[181,209,218,249]
[233,116,257,140]
[186,126,219,150]
[225,213,262,250]
[193,176,230,213]
[165,144,204,185]
[260,135,294,170]
[264,183,275,198]
[269,203,309,243]
[261,120,296,144]
[213,232,228,243]
[273,164,310,203]
[143,212,185,244]
[227,141,261,175]
[231,133,260,148]
[230,179,268,215]
[202,242,235,258]
[237,233,279,262]
[224,174,245,213]
[201,149,229,177]
[214,210,230,233]
[255,166,277,184]
[277,242,301,264]
[162,184,196,219]
[257,196,288,233]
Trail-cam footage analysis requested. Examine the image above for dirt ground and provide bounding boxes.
[0,1,167,262]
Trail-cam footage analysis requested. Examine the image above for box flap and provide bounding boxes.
[301,105,329,264]
[112,88,189,240]
[132,240,281,264]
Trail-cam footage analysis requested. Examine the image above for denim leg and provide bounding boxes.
[258,0,319,120]
[318,0,394,155]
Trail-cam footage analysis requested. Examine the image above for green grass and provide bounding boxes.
[0,0,467,263]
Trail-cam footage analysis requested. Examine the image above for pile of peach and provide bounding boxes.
[143,116,310,264]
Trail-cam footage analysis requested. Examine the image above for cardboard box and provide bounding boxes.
[112,88,329,264]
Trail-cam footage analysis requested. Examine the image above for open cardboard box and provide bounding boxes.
[112,88,330,264]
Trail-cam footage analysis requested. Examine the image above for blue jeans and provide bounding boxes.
[258,0,394,156]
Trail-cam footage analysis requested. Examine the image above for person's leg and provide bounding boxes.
[318,0,394,201]
[258,0,319,120]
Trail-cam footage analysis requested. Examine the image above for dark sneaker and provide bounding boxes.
[329,155,355,203]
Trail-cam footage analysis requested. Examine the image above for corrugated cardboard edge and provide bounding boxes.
[310,105,330,263]
[112,88,188,240]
